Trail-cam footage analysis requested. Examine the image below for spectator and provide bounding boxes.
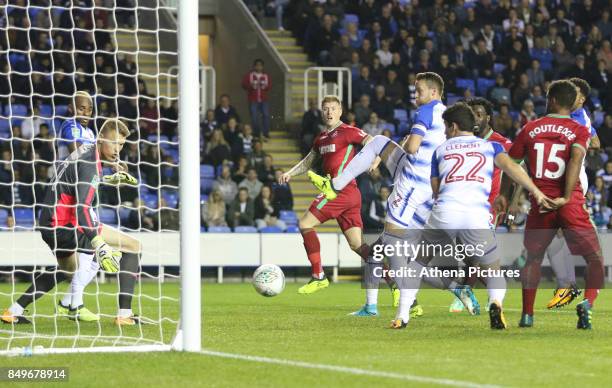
[357,39,376,67]
[564,54,589,80]
[228,187,255,229]
[20,106,45,140]
[470,39,494,78]
[599,114,612,150]
[362,112,386,136]
[224,116,243,159]
[257,155,276,185]
[156,198,179,231]
[271,0,290,31]
[254,185,286,231]
[589,60,610,107]
[489,73,512,107]
[0,150,13,207]
[202,189,228,228]
[370,85,394,123]
[32,123,55,164]
[435,54,457,93]
[311,14,340,65]
[331,35,355,67]
[272,169,293,211]
[301,98,322,155]
[364,186,390,232]
[214,94,240,127]
[204,129,231,167]
[232,156,250,184]
[587,176,610,227]
[238,124,255,157]
[493,103,514,138]
[502,57,523,90]
[553,40,576,77]
[127,199,156,231]
[213,165,238,204]
[375,39,393,67]
[354,94,372,128]
[526,59,545,89]
[353,65,376,102]
[357,167,389,205]
[531,37,554,72]
[345,111,357,127]
[512,73,531,110]
[139,99,159,136]
[346,22,363,49]
[520,100,538,126]
[242,59,271,141]
[529,85,547,116]
[369,56,386,84]
[597,161,612,193]
[248,140,267,168]
[239,167,263,200]
[383,69,404,107]
[201,108,217,142]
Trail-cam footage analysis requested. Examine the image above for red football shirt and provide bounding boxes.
[508,115,590,199]
[313,122,368,187]
[483,129,513,207]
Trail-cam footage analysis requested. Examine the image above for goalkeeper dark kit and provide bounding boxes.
[38,144,102,258]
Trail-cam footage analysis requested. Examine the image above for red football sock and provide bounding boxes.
[584,252,604,306]
[521,258,542,315]
[301,228,322,278]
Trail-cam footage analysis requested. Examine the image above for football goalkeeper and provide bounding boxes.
[2,119,143,326]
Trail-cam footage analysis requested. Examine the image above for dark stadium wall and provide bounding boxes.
[205,0,291,130]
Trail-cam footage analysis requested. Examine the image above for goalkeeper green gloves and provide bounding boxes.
[91,236,122,273]
[103,171,138,185]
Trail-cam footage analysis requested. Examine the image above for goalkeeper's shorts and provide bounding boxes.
[40,224,94,259]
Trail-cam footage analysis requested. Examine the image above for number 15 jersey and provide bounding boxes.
[508,115,590,202]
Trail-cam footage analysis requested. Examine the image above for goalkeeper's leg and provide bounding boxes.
[2,254,75,324]
[100,225,143,325]
[59,253,101,321]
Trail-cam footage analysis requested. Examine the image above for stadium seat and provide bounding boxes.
[0,120,10,134]
[285,225,300,233]
[493,63,506,74]
[393,109,408,122]
[476,78,496,97]
[162,191,179,208]
[207,226,231,233]
[54,105,69,117]
[382,122,395,135]
[343,13,359,27]
[7,104,28,118]
[260,226,282,233]
[118,207,132,224]
[456,78,475,94]
[166,149,179,163]
[142,193,158,209]
[13,208,34,229]
[200,164,215,179]
[200,178,214,194]
[200,193,209,203]
[0,208,8,225]
[99,207,118,225]
[279,210,297,220]
[39,104,53,118]
[234,226,258,233]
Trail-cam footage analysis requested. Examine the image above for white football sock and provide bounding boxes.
[60,286,71,307]
[119,308,133,318]
[70,253,99,308]
[332,135,391,190]
[8,302,24,316]
[487,273,507,306]
[397,288,418,323]
[365,288,379,306]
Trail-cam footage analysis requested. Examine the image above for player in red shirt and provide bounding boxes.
[508,80,604,330]
[279,96,375,294]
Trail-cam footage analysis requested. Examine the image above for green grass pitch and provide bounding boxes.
[1,282,611,387]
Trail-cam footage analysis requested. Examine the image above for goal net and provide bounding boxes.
[0,0,198,355]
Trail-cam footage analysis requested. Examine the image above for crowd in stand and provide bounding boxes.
[285,0,612,231]
[0,1,185,231]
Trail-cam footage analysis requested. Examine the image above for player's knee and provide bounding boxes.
[298,218,314,231]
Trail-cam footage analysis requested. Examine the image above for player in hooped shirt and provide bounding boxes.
[279,96,377,294]
[57,91,97,159]
[393,103,549,329]
[508,80,604,330]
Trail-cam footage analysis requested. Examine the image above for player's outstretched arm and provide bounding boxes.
[494,153,552,210]
[279,149,319,183]
[553,144,586,208]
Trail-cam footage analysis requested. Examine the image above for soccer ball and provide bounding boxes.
[252,264,285,297]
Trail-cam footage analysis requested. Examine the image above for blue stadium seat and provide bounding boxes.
[14,208,34,229]
[7,104,28,118]
[234,226,258,233]
[162,190,179,208]
[0,208,8,225]
[207,226,231,233]
[397,121,410,136]
[200,193,209,203]
[141,193,158,209]
[200,164,215,179]
[393,109,408,122]
[39,104,53,118]
[509,110,519,122]
[446,93,461,105]
[493,63,506,74]
[260,226,282,233]
[279,210,297,220]
[118,207,131,224]
[0,120,10,134]
[382,122,395,135]
[200,177,214,194]
[456,78,475,94]
[343,13,359,27]
[286,225,300,233]
[54,105,69,117]
[476,78,496,97]
[166,149,179,163]
[99,207,118,225]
